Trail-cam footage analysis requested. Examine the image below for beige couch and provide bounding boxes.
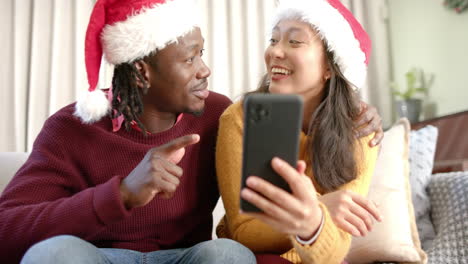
[0,152,29,194]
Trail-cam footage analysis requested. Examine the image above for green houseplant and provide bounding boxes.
[392,68,428,123]
[444,0,468,13]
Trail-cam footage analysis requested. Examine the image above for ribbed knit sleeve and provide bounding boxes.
[0,114,132,263]
[216,102,379,264]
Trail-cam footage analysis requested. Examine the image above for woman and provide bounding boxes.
[216,0,382,263]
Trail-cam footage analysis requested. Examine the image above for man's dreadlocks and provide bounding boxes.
[110,60,150,133]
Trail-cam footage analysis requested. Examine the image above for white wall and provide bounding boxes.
[389,0,468,119]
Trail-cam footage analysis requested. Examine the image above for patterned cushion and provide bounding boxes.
[409,126,438,250]
[427,171,468,263]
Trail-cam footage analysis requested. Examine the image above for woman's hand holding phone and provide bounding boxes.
[240,157,323,240]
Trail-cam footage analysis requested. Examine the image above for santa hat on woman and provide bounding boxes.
[271,0,371,90]
[75,0,199,124]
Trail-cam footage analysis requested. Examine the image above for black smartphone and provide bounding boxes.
[240,94,303,213]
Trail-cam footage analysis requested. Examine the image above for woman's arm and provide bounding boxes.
[286,134,380,263]
[216,102,380,263]
[215,102,292,253]
[318,187,382,237]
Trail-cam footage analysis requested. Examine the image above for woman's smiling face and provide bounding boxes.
[265,19,330,100]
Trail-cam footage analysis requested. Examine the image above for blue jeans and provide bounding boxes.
[21,235,255,264]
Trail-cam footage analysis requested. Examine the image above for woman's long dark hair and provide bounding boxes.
[252,49,361,192]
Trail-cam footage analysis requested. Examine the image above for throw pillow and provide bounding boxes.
[409,126,438,250]
[346,118,427,264]
[426,171,468,264]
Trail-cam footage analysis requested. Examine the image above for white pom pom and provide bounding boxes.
[74,89,111,124]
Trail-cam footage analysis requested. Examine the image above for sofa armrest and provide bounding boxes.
[0,152,29,194]
[433,159,468,174]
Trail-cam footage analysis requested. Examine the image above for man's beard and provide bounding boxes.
[189,109,204,117]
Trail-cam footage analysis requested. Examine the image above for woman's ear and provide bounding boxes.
[323,50,333,81]
[324,68,331,81]
[133,60,150,91]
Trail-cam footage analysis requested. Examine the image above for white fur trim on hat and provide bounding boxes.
[102,0,200,65]
[272,0,367,89]
[74,89,110,124]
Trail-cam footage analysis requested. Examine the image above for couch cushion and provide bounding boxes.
[409,125,438,250]
[0,152,29,194]
[346,118,426,264]
[427,171,468,263]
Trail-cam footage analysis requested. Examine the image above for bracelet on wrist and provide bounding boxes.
[295,208,325,245]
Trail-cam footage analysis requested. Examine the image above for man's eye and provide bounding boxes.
[200,49,205,56]
[289,40,302,44]
[187,57,195,63]
[269,38,278,44]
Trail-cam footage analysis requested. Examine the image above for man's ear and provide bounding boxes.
[133,60,150,90]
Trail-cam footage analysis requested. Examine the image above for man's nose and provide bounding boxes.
[197,59,211,79]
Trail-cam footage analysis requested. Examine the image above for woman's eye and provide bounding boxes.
[269,38,278,44]
[187,57,195,63]
[200,49,205,57]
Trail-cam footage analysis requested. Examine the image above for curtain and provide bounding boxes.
[198,0,276,101]
[0,0,95,152]
[343,0,394,127]
[0,0,393,152]
[0,0,275,152]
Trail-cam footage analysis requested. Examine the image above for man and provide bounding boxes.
[0,0,255,263]
[0,0,383,263]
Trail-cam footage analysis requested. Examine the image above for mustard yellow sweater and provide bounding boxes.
[215,101,378,264]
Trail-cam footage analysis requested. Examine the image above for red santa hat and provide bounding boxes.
[75,0,199,124]
[271,0,371,90]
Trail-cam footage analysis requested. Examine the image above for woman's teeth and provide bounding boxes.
[272,67,291,75]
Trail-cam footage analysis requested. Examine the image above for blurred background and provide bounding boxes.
[0,0,467,152]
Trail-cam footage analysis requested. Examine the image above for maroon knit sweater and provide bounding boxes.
[0,92,232,263]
